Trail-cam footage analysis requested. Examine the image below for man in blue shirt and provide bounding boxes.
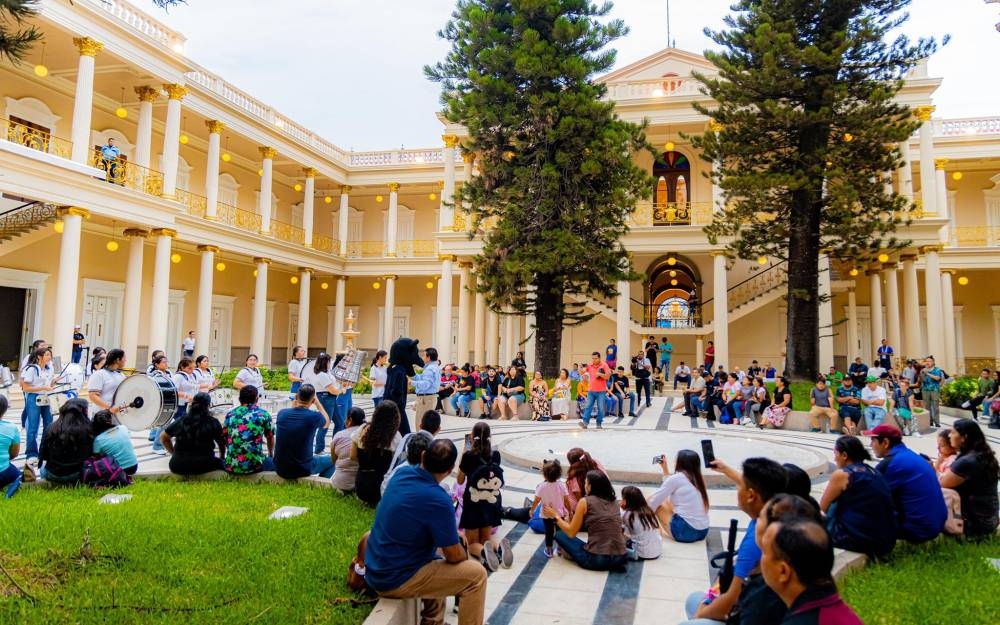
[273,384,334,479]
[411,346,441,422]
[835,377,863,436]
[658,336,673,380]
[99,137,121,183]
[867,424,946,543]
[366,439,487,625]
[876,339,894,370]
[919,356,945,427]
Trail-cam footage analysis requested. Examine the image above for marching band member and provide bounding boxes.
[287,345,309,397]
[172,359,199,421]
[233,354,265,394]
[87,349,127,414]
[20,347,61,465]
[193,355,220,392]
[149,355,171,378]
[21,339,47,370]
[146,350,165,375]
[302,352,343,454]
[87,347,107,379]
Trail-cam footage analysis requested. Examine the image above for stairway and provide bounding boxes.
[0,200,57,243]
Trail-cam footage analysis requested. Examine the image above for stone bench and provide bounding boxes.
[439,397,580,421]
[768,408,931,434]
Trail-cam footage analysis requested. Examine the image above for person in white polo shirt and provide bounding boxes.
[87,349,127,415]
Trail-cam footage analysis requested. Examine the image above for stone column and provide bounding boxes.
[386,183,399,256]
[935,158,950,244]
[441,135,459,230]
[302,168,317,247]
[941,270,956,373]
[954,309,965,375]
[486,309,499,365]
[70,38,102,164]
[616,280,631,361]
[338,185,351,256]
[204,120,225,219]
[148,228,176,354]
[333,277,347,352]
[133,86,158,170]
[992,306,1000,370]
[250,258,270,359]
[695,336,704,369]
[817,253,834,370]
[898,140,914,201]
[457,263,472,364]
[915,106,936,216]
[711,252,729,369]
[900,254,922,358]
[847,287,859,360]
[437,256,455,363]
[297,268,312,350]
[258,147,276,234]
[53,208,88,362]
[195,245,217,363]
[883,263,901,365]
[473,291,486,365]
[501,314,514,367]
[160,84,187,197]
[383,275,397,346]
[921,245,945,362]
[121,229,147,365]
[867,269,883,360]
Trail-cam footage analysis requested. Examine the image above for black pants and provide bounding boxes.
[635,378,651,406]
[544,518,556,549]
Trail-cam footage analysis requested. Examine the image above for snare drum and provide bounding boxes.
[114,374,178,431]
[62,363,85,392]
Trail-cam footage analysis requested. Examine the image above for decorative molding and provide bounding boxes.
[259,146,277,160]
[73,37,104,57]
[162,83,188,100]
[204,119,226,134]
[134,86,159,102]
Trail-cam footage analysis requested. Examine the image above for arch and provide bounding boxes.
[652,150,691,204]
[644,253,703,327]
[90,128,135,160]
[218,173,239,207]
[4,97,62,135]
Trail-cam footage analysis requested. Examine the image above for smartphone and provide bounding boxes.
[652,454,665,465]
[464,433,473,453]
[701,439,716,469]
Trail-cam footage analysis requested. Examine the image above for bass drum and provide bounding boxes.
[114,374,178,431]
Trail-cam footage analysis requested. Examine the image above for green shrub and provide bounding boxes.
[941,376,978,407]
[216,366,291,392]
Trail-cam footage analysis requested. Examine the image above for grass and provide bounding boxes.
[841,536,1000,625]
[0,480,375,625]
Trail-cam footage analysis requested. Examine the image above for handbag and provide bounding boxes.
[991,400,1000,412]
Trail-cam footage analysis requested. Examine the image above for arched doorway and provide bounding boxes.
[645,255,702,328]
[652,151,691,225]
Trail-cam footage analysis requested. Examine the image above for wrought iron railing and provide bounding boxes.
[176,188,208,218]
[725,261,788,311]
[215,201,262,233]
[271,218,305,245]
[0,202,56,241]
[4,117,73,159]
[311,234,336,253]
[630,201,713,227]
[87,150,164,197]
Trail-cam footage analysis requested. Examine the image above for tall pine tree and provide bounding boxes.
[426,0,652,375]
[0,0,40,63]
[692,0,938,381]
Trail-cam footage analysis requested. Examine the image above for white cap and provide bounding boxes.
[74,324,81,329]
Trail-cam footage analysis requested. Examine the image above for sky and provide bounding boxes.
[140,0,1000,151]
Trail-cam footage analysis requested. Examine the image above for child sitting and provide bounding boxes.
[92,409,139,475]
[620,485,662,560]
[530,459,571,558]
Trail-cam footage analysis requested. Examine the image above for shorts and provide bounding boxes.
[670,514,709,543]
[505,393,525,406]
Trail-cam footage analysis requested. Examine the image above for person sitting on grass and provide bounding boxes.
[274,384,333,480]
[649,450,710,543]
[160,392,225,476]
[819,436,896,557]
[223,385,275,475]
[543,470,628,571]
[934,428,958,477]
[331,407,366,493]
[0,395,23,497]
[39,398,93,485]
[621,486,662,560]
[92,409,138,476]
[938,418,999,539]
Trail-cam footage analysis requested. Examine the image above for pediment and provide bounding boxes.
[598,47,718,84]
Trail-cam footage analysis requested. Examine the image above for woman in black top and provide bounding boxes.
[511,351,527,372]
[160,392,225,476]
[940,419,999,538]
[39,398,93,484]
[351,399,401,507]
[498,366,526,421]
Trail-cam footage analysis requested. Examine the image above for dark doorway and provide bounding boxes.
[0,286,26,367]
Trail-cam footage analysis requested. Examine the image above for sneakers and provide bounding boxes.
[961,400,971,409]
[482,546,500,572]
[152,448,167,456]
[498,538,513,568]
[628,412,636,418]
[543,547,554,558]
[577,420,588,430]
[596,424,604,430]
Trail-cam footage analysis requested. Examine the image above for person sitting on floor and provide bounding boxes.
[650,450,710,543]
[160,392,226,476]
[39,398,93,485]
[543,470,629,571]
[939,418,999,539]
[92,409,138,476]
[274,384,334,480]
[0,396,23,497]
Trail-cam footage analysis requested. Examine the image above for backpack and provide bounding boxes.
[466,451,504,507]
[81,454,132,489]
[347,531,375,595]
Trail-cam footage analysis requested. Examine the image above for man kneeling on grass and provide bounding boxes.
[365,438,487,625]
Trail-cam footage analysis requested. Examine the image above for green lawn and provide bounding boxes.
[841,537,1000,625]
[0,481,375,625]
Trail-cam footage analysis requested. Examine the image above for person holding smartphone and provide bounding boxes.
[648,450,710,543]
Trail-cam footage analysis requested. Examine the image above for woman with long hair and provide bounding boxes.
[367,350,388,407]
[20,347,60,465]
[543,470,628,570]
[38,398,92,484]
[160,392,226,475]
[193,355,220,392]
[529,371,551,421]
[233,354,264,392]
[497,365,526,421]
[458,421,511,570]
[940,419,999,538]
[304,352,343,454]
[566,447,607,513]
[87,348,127,415]
[620,486,661,559]
[351,399,401,506]
[762,376,792,428]
[650,450,710,542]
[92,409,138,475]
[550,368,572,420]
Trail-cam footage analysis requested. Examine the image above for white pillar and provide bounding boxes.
[160,84,187,197]
[616,280,630,362]
[695,336,704,370]
[386,183,399,256]
[898,140,913,201]
[441,135,458,230]
[883,263,901,366]
[457,263,472,364]
[935,159,950,244]
[195,245,216,362]
[711,252,729,369]
[53,208,87,362]
[501,314,514,367]
[817,253,834,370]
[954,309,965,376]
[383,275,396,346]
[133,86,157,170]
[302,168,317,247]
[148,229,176,354]
[70,38,102,164]
[258,147,276,234]
[333,277,346,352]
[121,229,147,365]
[868,269,883,360]
[922,246,944,362]
[296,268,312,351]
[992,306,1000,370]
[473,283,486,366]
[941,270,956,374]
[486,309,499,366]
[901,255,922,358]
[916,106,936,216]
[847,286,859,360]
[338,186,350,256]
[250,258,270,359]
[437,257,454,363]
[204,120,224,219]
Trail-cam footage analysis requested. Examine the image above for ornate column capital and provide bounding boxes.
[913,105,935,122]
[708,250,727,258]
[919,244,943,254]
[934,158,949,170]
[122,228,148,238]
[259,146,277,160]
[382,274,398,281]
[297,267,313,274]
[205,120,226,134]
[708,120,724,133]
[462,153,475,164]
[337,275,349,282]
[253,257,272,265]
[162,83,188,101]
[459,261,474,269]
[150,228,177,238]
[73,37,104,57]
[340,185,352,194]
[56,206,91,219]
[388,182,400,193]
[899,253,918,262]
[134,86,159,102]
[865,269,881,277]
[442,134,460,148]
[941,269,956,276]
[302,167,318,178]
[438,180,446,190]
[197,245,220,253]
[881,262,898,270]
[439,254,457,262]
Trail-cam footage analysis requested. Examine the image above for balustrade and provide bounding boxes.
[87,150,164,197]
[951,226,1000,247]
[271,218,306,245]
[3,118,73,158]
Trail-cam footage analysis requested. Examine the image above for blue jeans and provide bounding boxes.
[312,454,335,478]
[553,531,627,571]
[24,394,52,460]
[337,388,353,416]
[690,395,706,415]
[40,466,81,485]
[580,391,606,426]
[372,396,383,408]
[451,393,474,416]
[612,391,635,416]
[681,591,725,625]
[481,395,496,417]
[660,359,671,380]
[316,393,342,454]
[152,405,186,452]
[0,464,20,488]
[670,515,709,543]
[864,406,886,429]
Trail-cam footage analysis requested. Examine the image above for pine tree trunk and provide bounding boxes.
[533,274,564,377]
[785,184,823,382]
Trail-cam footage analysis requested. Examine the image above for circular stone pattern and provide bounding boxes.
[499,429,830,486]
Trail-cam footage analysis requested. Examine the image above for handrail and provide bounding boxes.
[0,200,39,220]
[88,150,164,197]
[3,117,73,159]
[700,259,789,308]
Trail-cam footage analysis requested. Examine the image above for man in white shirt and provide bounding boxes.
[673,362,692,390]
[860,376,888,429]
[182,331,196,358]
[682,372,705,416]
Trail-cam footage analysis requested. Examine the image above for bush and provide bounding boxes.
[942,376,978,408]
[216,366,292,392]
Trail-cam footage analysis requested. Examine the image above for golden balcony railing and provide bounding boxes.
[271,218,305,245]
[4,118,72,158]
[347,240,385,258]
[630,201,713,227]
[345,240,436,258]
[176,188,208,218]
[951,226,1000,247]
[215,201,262,233]
[312,234,336,253]
[398,239,437,258]
[87,150,164,198]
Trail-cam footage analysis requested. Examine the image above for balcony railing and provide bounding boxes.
[951,226,1000,247]
[630,201,713,227]
[312,234,336,254]
[215,201,262,233]
[346,240,436,258]
[87,151,164,198]
[79,0,186,52]
[4,117,72,159]
[602,77,708,101]
[271,218,305,245]
[176,188,208,218]
[936,117,1000,137]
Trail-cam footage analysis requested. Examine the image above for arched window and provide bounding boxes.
[656,297,690,328]
[652,151,690,204]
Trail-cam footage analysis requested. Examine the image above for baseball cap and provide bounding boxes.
[865,375,878,383]
[863,424,902,439]
[74,324,81,329]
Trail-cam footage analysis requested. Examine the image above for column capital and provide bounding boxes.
[459,261,474,269]
[708,250,727,258]
[439,254,457,262]
[259,146,277,160]
[150,227,177,238]
[253,257,272,265]
[913,105,935,122]
[73,37,103,57]
[462,153,475,164]
[340,185,352,194]
[382,274,398,281]
[205,120,226,134]
[56,206,91,219]
[991,305,1000,315]
[919,244,943,254]
[847,286,855,293]
[122,228,148,238]
[388,182,400,192]
[302,167,318,178]
[438,180,446,190]
[162,83,188,100]
[197,245,220,253]
[297,267,313,274]
[442,134,460,148]
[934,158,949,170]
[881,262,898,270]
[134,85,159,102]
[865,269,881,277]
[337,275,349,282]
[899,253,918,262]
[941,269,956,276]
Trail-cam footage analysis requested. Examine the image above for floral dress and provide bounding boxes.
[222,405,273,474]
[530,381,551,421]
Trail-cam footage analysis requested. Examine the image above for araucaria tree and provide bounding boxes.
[0,0,41,63]
[692,0,937,381]
[426,0,652,375]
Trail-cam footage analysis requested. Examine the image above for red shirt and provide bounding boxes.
[584,362,610,392]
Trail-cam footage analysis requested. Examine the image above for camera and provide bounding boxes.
[652,454,665,465]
